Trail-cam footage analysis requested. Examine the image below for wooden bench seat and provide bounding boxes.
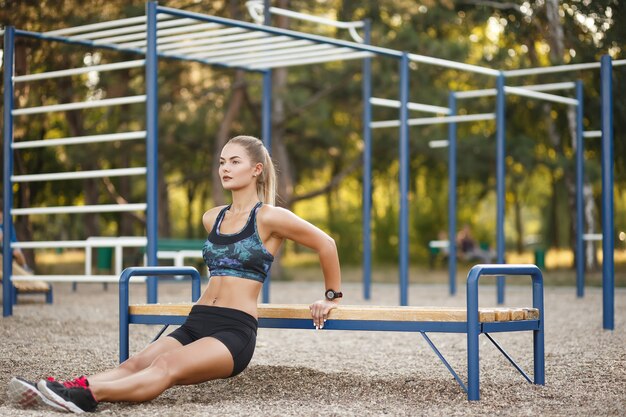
[129,303,540,323]
[119,264,545,401]
[1,277,53,304]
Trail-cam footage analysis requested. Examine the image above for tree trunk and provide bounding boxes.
[544,0,597,267]
[513,186,524,253]
[546,0,597,265]
[211,70,247,206]
[267,0,292,279]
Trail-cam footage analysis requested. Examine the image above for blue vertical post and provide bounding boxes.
[145,1,159,303]
[261,70,272,303]
[3,27,15,317]
[495,73,506,304]
[399,53,410,306]
[362,19,372,301]
[261,0,272,304]
[575,80,585,298]
[600,55,614,330]
[447,92,457,296]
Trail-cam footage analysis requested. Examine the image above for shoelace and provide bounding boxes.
[46,376,88,388]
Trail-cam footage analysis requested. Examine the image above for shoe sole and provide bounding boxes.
[7,377,68,411]
[37,379,86,414]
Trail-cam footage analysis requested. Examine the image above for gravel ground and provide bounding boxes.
[1,279,625,416]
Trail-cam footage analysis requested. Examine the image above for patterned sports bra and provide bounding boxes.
[202,202,274,283]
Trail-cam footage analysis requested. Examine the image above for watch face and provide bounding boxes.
[325,290,334,299]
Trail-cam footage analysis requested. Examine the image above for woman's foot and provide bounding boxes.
[7,377,68,411]
[38,378,98,414]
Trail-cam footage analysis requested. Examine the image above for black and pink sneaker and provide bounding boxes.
[47,375,89,389]
[7,377,68,411]
[38,378,98,414]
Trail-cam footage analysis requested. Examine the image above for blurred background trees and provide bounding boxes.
[0,0,624,272]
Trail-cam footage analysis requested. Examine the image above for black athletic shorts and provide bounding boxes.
[167,304,258,376]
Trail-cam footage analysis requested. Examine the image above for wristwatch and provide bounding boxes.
[325,289,343,300]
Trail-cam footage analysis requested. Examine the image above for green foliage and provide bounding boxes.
[1,0,624,269]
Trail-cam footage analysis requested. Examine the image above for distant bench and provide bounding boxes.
[119,264,545,401]
[154,239,204,270]
[4,278,53,304]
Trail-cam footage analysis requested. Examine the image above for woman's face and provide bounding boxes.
[219,143,260,190]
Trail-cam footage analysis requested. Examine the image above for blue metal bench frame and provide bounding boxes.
[119,264,544,401]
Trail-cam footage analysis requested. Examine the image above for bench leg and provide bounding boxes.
[45,285,53,304]
[534,325,545,385]
[467,325,480,401]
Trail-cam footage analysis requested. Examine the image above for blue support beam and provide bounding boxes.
[398,53,410,306]
[447,92,458,296]
[145,1,159,303]
[575,80,585,298]
[600,55,614,330]
[260,1,273,304]
[261,70,272,304]
[3,26,15,317]
[495,73,506,304]
[362,19,372,301]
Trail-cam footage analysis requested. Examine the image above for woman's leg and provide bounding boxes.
[88,337,183,384]
[90,337,234,403]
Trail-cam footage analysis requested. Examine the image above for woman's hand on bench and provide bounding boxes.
[309,299,339,330]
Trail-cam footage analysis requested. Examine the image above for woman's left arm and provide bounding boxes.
[260,206,341,329]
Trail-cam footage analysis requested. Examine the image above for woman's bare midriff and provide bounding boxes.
[196,276,263,319]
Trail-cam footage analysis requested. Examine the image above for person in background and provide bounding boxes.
[456,224,495,264]
[0,199,32,278]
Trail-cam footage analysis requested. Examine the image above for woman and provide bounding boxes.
[9,135,342,413]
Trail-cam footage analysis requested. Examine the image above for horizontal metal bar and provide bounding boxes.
[583,233,602,241]
[12,167,147,182]
[258,318,468,332]
[189,39,312,61]
[505,86,578,106]
[14,60,145,83]
[249,2,364,30]
[244,46,356,67]
[150,28,248,50]
[163,31,270,54]
[130,315,187,325]
[42,14,171,36]
[183,36,295,58]
[248,51,373,69]
[408,53,500,77]
[481,320,540,333]
[583,130,602,139]
[504,59,626,77]
[370,97,450,115]
[522,81,577,91]
[429,140,450,148]
[11,203,147,215]
[12,95,146,116]
[371,113,496,129]
[117,23,229,48]
[456,82,576,100]
[15,29,148,57]
[68,18,198,41]
[225,43,334,65]
[98,22,224,45]
[13,237,147,249]
[455,89,497,99]
[157,5,403,58]
[12,275,145,283]
[12,131,147,149]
